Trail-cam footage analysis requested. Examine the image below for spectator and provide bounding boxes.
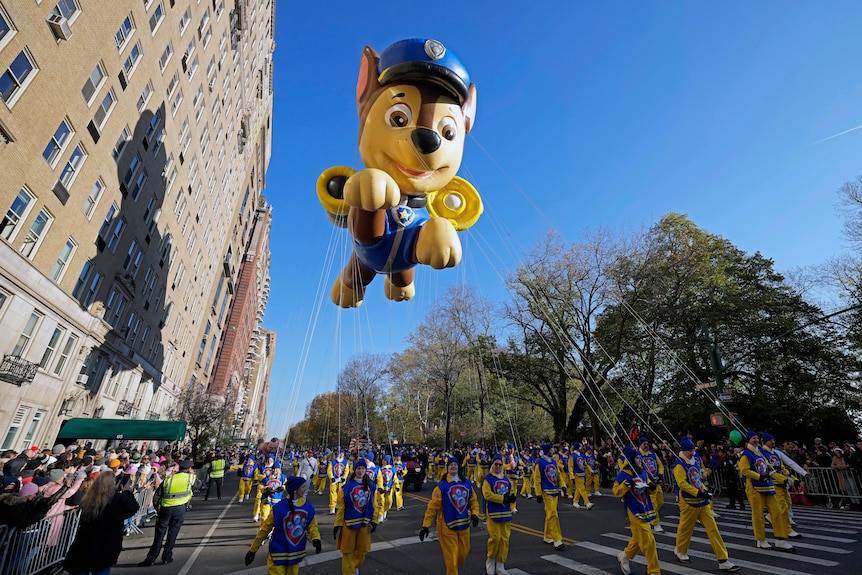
[62,471,139,575]
[832,448,852,509]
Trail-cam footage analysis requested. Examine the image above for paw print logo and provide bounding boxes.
[351,485,369,511]
[545,464,558,486]
[448,485,469,513]
[283,509,308,545]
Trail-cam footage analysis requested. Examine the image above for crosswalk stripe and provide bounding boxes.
[662,515,856,543]
[541,553,617,575]
[576,540,719,575]
[598,534,824,575]
[657,521,853,555]
[508,570,532,575]
[709,507,862,528]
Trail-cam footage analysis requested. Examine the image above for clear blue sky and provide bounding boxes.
[262,1,862,438]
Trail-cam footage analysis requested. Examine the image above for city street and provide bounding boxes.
[113,473,860,575]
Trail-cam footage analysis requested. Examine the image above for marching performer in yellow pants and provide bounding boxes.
[673,438,739,572]
[761,432,800,538]
[533,444,565,550]
[638,437,665,532]
[614,447,660,575]
[482,454,516,575]
[739,431,794,552]
[570,443,593,509]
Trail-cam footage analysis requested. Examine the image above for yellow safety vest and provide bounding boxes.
[161,472,195,507]
[210,459,225,479]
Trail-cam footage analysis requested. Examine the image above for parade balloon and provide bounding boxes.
[318,38,483,308]
[729,430,743,445]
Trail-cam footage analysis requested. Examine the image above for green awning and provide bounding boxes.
[58,418,187,441]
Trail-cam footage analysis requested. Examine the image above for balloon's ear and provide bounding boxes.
[463,84,477,134]
[357,46,381,110]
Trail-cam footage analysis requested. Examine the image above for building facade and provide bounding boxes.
[0,0,274,451]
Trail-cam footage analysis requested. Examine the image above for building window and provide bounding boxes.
[39,325,65,370]
[98,203,117,240]
[144,111,161,142]
[20,411,45,450]
[122,42,143,79]
[169,87,183,117]
[1,407,28,450]
[54,0,80,21]
[53,333,77,376]
[136,81,153,112]
[82,178,104,219]
[58,144,86,188]
[42,119,73,167]
[192,85,204,122]
[0,9,14,51]
[111,125,131,162]
[81,62,106,105]
[123,239,142,277]
[129,169,147,201]
[19,209,52,259]
[12,311,42,356]
[178,9,190,35]
[93,90,116,129]
[187,56,199,80]
[106,218,125,251]
[0,50,36,107]
[1,187,34,242]
[158,41,173,72]
[50,238,76,281]
[114,15,135,51]
[149,3,164,34]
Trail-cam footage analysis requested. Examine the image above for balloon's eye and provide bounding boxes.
[387,104,412,128]
[439,117,457,141]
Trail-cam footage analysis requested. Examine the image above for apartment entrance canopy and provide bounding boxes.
[58,418,187,441]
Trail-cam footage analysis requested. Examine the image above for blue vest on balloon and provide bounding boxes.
[615,468,657,522]
[537,457,561,496]
[342,479,376,528]
[673,456,709,507]
[353,206,428,273]
[269,498,315,565]
[742,447,775,494]
[483,473,513,522]
[438,478,473,530]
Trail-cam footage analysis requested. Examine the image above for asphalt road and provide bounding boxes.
[113,473,861,575]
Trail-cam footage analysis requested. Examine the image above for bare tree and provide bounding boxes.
[336,353,387,441]
[174,384,221,460]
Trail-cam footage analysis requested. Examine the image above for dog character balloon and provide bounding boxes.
[318,39,483,308]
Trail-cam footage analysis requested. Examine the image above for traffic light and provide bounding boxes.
[710,412,726,427]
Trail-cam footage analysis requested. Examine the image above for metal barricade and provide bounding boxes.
[0,507,81,575]
[802,466,861,508]
[126,487,155,536]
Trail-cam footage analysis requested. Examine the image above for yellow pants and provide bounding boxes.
[313,474,327,493]
[337,526,370,575]
[520,475,532,497]
[467,466,478,484]
[558,473,569,496]
[573,476,591,506]
[437,522,471,575]
[329,481,342,511]
[676,498,728,561]
[745,484,789,541]
[486,519,511,562]
[238,478,254,500]
[587,471,600,493]
[381,490,393,514]
[394,481,404,509]
[266,556,299,575]
[773,485,792,524]
[260,502,273,523]
[542,494,562,541]
[650,488,664,524]
[622,509,660,575]
[253,485,265,516]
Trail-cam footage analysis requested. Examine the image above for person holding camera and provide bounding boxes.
[673,437,739,572]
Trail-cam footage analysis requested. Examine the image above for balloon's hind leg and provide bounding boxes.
[331,254,376,308]
[384,270,415,302]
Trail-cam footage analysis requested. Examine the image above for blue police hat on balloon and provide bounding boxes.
[377,39,471,104]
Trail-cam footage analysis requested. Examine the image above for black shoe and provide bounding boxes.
[162,558,174,564]
[138,560,154,567]
[554,543,565,551]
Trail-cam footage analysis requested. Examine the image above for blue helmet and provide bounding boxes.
[377,39,471,104]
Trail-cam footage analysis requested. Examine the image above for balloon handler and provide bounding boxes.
[244,476,321,575]
[318,38,482,308]
[613,448,661,575]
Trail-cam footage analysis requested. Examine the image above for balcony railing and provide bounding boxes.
[116,400,134,416]
[146,411,160,421]
[0,355,38,386]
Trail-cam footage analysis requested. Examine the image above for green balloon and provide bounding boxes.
[729,430,743,445]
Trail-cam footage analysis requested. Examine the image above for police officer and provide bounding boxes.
[205,450,226,500]
[139,459,196,566]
